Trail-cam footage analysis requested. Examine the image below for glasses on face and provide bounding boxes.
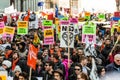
[74,68,81,71]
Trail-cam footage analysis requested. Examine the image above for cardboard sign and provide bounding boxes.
[0,21,4,28]
[69,18,78,24]
[44,29,54,45]
[4,26,15,34]
[0,21,4,34]
[42,20,53,26]
[17,21,28,28]
[17,28,28,35]
[44,29,54,37]
[98,13,105,20]
[82,34,96,44]
[3,26,15,41]
[82,24,96,35]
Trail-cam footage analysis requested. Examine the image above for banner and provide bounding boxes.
[27,44,38,70]
[0,21,4,34]
[60,21,74,48]
[44,29,54,45]
[3,26,15,41]
[17,21,28,35]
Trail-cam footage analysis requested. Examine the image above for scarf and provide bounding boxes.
[12,58,19,71]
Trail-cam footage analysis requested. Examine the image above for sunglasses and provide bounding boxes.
[74,69,81,71]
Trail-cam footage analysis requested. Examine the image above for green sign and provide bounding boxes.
[61,17,68,21]
[98,13,105,20]
[17,28,28,35]
[42,20,53,26]
[84,16,90,20]
[82,24,96,35]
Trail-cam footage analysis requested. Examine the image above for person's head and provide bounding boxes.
[12,50,19,60]
[44,61,54,71]
[74,63,82,75]
[53,69,63,80]
[53,54,59,63]
[97,66,106,77]
[80,56,88,66]
[54,45,59,52]
[2,60,11,69]
[19,72,28,80]
[77,48,84,56]
[42,48,49,57]
[77,72,88,80]
[105,39,111,46]
[14,65,22,77]
[114,54,120,66]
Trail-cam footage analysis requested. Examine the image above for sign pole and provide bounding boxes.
[67,25,70,68]
[29,67,32,80]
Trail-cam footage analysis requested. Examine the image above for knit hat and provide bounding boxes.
[2,60,12,68]
[14,65,22,73]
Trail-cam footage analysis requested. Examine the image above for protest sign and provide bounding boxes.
[17,21,28,28]
[3,26,15,41]
[98,13,105,20]
[82,34,96,43]
[44,29,54,45]
[82,24,96,35]
[60,21,74,48]
[42,20,53,29]
[84,12,90,20]
[0,21,4,34]
[17,21,28,35]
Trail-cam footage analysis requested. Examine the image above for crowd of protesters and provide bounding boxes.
[0,10,120,80]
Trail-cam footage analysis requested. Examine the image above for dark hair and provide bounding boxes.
[45,60,54,68]
[19,72,28,80]
[53,54,59,60]
[74,63,82,71]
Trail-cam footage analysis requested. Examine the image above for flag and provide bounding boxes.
[33,32,40,45]
[89,58,99,80]
[27,44,38,70]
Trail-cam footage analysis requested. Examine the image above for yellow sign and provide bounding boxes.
[4,26,15,34]
[85,12,90,16]
[44,29,54,37]
[0,28,3,34]
[0,75,7,80]
[17,21,28,28]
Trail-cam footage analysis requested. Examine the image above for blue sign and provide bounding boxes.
[38,2,44,6]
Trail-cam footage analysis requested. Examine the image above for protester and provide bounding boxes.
[77,72,89,80]
[53,69,64,80]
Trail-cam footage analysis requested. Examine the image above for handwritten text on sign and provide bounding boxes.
[17,21,28,28]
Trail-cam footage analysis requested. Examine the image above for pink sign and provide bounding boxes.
[0,21,4,28]
[69,18,78,24]
[82,34,96,44]
[44,37,54,45]
[60,21,69,25]
[2,33,14,41]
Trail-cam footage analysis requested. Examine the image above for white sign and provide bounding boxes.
[60,24,74,48]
